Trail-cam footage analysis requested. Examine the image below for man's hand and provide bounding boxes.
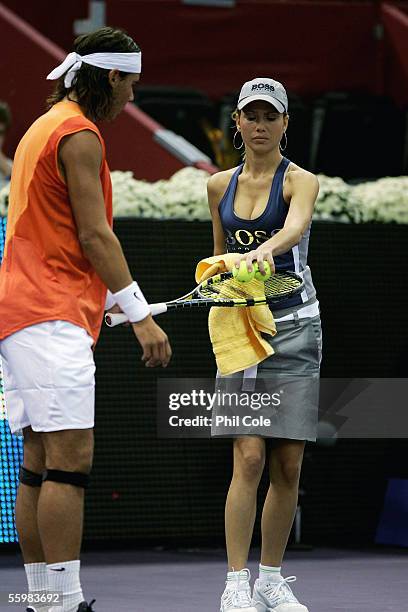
[107,304,123,314]
[106,303,131,325]
[132,316,172,368]
[105,301,172,366]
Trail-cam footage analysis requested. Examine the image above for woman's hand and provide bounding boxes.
[234,247,275,276]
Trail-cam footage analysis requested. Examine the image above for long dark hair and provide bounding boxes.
[46,27,140,121]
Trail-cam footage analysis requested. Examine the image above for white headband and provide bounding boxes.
[46,51,142,88]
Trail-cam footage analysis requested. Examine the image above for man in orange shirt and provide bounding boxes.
[0,27,172,612]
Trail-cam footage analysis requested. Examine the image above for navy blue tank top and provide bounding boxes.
[218,157,316,309]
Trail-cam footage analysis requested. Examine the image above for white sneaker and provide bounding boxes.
[252,576,309,611]
[220,568,258,612]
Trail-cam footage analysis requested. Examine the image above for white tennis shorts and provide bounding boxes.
[0,320,95,434]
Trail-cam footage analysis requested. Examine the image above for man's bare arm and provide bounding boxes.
[59,129,133,293]
[59,129,172,367]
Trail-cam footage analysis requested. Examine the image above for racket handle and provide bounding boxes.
[105,303,168,327]
[105,312,128,327]
[150,302,168,316]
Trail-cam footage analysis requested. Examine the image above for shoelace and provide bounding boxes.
[224,569,252,608]
[262,576,299,603]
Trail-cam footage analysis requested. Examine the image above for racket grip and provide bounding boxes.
[105,303,168,327]
[105,312,128,327]
[149,302,168,316]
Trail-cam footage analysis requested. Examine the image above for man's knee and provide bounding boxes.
[46,448,94,474]
[19,466,43,488]
[42,469,90,489]
[22,427,46,474]
[43,429,94,473]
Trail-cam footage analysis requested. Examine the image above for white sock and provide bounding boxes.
[259,563,282,582]
[47,560,83,612]
[25,562,48,608]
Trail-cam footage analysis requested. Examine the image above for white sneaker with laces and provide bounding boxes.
[252,575,309,612]
[220,568,258,612]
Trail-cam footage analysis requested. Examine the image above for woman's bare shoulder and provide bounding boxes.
[286,161,317,181]
[283,161,318,202]
[207,167,238,198]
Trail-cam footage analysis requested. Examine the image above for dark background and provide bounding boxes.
[1,0,408,552]
[86,219,408,548]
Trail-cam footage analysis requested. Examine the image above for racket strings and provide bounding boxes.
[200,272,302,302]
[264,274,302,297]
[200,278,263,300]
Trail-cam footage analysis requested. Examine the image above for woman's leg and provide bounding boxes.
[260,439,306,566]
[225,436,266,570]
[252,440,309,611]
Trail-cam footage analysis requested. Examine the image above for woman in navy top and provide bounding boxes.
[207,78,321,612]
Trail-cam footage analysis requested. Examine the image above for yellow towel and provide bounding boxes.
[195,254,276,375]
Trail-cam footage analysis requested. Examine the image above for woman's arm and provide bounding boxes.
[236,170,319,274]
[266,170,319,256]
[207,173,228,256]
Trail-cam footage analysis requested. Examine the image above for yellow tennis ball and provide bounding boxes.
[233,261,255,282]
[254,261,271,282]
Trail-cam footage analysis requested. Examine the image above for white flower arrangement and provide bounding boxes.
[112,169,408,224]
[1,168,407,224]
[352,177,408,224]
[315,175,362,223]
[111,167,211,221]
[315,174,408,224]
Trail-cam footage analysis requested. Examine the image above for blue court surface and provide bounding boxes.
[0,547,406,611]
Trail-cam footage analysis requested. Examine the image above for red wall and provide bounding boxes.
[0,4,66,163]
[0,0,89,51]
[382,2,408,106]
[106,0,380,99]
[1,0,407,175]
[0,3,187,179]
[2,0,384,98]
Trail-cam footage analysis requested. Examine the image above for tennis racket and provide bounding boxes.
[105,270,304,327]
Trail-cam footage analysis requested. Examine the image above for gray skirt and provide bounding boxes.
[211,307,322,442]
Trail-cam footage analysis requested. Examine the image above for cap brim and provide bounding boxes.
[237,94,286,113]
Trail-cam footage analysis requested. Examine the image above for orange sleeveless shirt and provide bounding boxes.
[0,100,112,344]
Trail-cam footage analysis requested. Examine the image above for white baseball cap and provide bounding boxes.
[237,77,288,113]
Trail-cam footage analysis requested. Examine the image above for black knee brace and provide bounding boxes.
[42,469,90,489]
[19,466,43,487]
